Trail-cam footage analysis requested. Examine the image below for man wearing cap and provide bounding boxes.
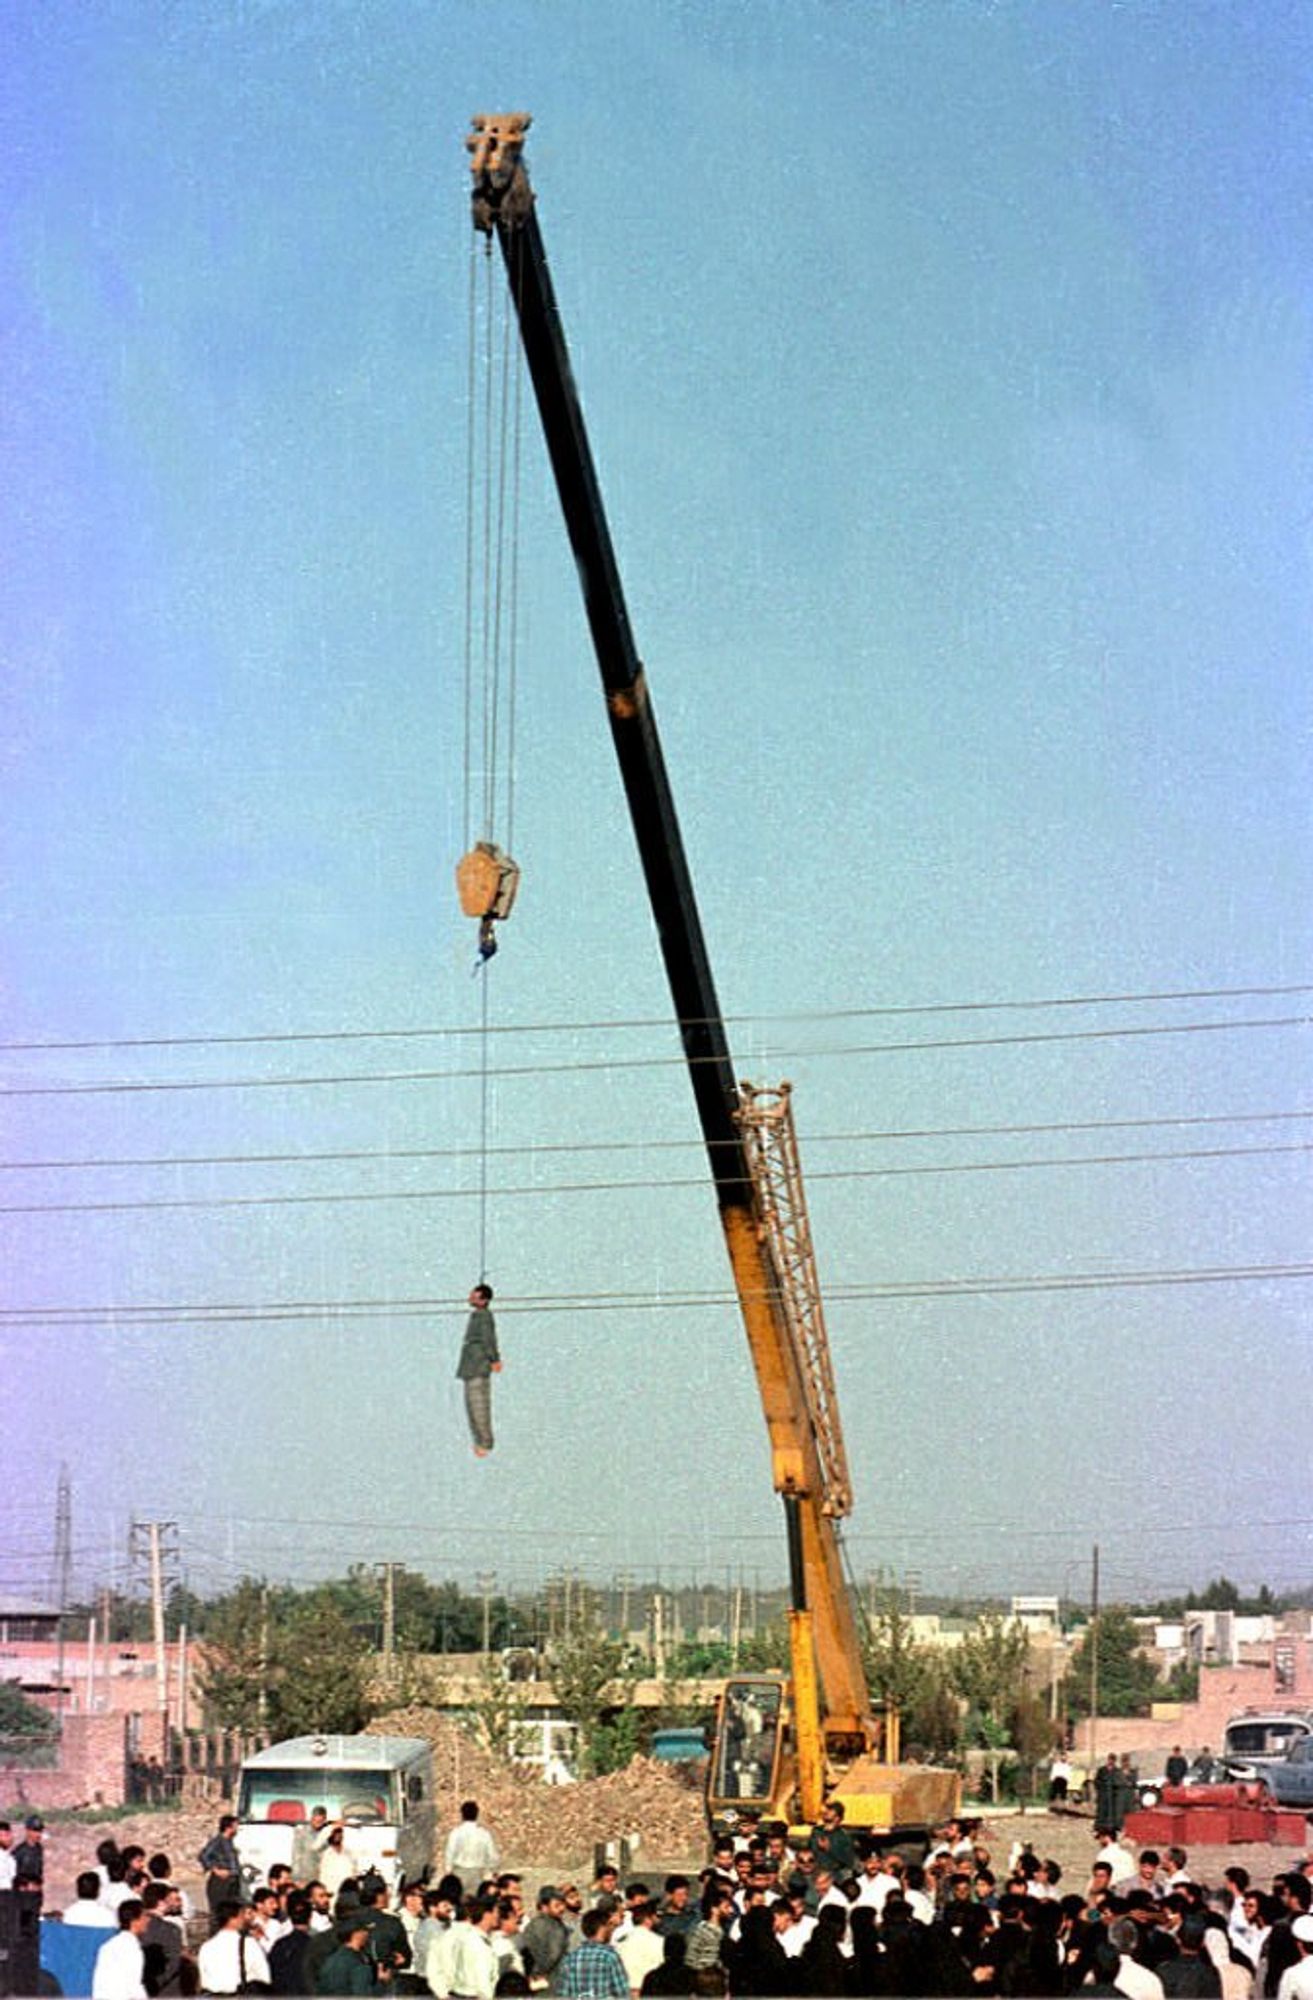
[523,1885,571,1989]
[314,1910,381,1995]
[1277,1916,1313,2000]
[11,1814,44,1902]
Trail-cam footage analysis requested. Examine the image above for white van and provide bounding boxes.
[234,1733,436,1892]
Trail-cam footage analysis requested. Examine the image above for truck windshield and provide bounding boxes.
[711,1681,782,1802]
[1224,1721,1306,1759]
[238,1768,398,1823]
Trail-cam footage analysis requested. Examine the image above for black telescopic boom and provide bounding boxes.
[473,130,752,1213]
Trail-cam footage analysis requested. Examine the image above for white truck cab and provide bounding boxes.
[234,1733,436,1892]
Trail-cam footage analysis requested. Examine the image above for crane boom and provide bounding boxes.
[465,118,959,1840]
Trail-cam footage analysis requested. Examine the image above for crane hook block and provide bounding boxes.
[457,841,521,923]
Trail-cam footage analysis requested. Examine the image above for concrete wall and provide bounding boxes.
[0,1710,169,1811]
[1072,1644,1313,1765]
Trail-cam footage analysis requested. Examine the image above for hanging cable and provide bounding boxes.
[456,229,521,965]
[505,228,524,859]
[463,234,481,853]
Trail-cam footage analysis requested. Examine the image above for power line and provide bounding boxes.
[6,1104,1311,1174]
[3,1010,1307,1097]
[3,980,1309,1053]
[1,1137,1308,1216]
[3,1258,1311,1326]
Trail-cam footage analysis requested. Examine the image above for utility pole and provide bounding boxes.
[618,1570,633,1643]
[476,1572,496,1657]
[376,1564,398,1682]
[1089,1542,1100,1775]
[50,1465,72,1730]
[259,1585,270,1732]
[130,1521,178,1716]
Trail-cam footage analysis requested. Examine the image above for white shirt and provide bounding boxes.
[91,1930,147,2000]
[1096,1841,1138,1883]
[196,1927,272,1997]
[0,1851,14,1891]
[854,1870,897,1914]
[617,1927,665,1992]
[65,1898,119,1927]
[1115,1956,1165,2000]
[1276,1959,1313,2000]
[444,1821,499,1884]
[780,1913,815,1959]
[430,1918,499,2000]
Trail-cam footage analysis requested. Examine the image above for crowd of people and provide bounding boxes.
[25,1796,1313,2000]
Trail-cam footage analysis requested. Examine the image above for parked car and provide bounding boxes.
[1221,1711,1313,1782]
[1135,1758,1215,1809]
[1260,1735,1313,1811]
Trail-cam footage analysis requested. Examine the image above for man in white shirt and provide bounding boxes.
[616,1900,664,1995]
[196,1901,272,1997]
[91,1900,151,2000]
[854,1850,897,1915]
[443,1801,499,1894]
[64,1870,119,1927]
[0,1822,14,1892]
[430,1893,500,2000]
[1107,1916,1165,2000]
[1277,1915,1313,2000]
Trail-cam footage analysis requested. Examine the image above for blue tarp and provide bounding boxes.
[40,1917,115,1995]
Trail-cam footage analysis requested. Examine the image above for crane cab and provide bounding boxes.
[707,1674,786,1830]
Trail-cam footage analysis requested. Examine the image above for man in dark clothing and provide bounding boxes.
[522,1885,571,1985]
[1166,1746,1189,1788]
[140,1881,185,1997]
[457,1283,501,1456]
[1094,1755,1121,1837]
[939,1872,991,1967]
[1159,1913,1221,1997]
[316,1913,384,1994]
[270,1891,316,1996]
[358,1874,410,1982]
[810,1801,856,1880]
[11,1815,45,1904]
[199,1814,246,1924]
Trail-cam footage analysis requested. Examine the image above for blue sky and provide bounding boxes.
[2,0,1311,1610]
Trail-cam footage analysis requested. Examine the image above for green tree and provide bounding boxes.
[0,1682,58,1745]
[469,1654,528,1762]
[951,1613,1031,1732]
[195,1579,274,1731]
[272,1592,373,1736]
[547,1591,637,1775]
[863,1581,931,1718]
[1065,1606,1161,1718]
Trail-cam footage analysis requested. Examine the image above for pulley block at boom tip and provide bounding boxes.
[467,113,534,234]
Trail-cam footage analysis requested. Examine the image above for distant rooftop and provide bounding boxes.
[0,1596,61,1620]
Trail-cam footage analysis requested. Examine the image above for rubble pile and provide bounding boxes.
[369,1707,706,1865]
